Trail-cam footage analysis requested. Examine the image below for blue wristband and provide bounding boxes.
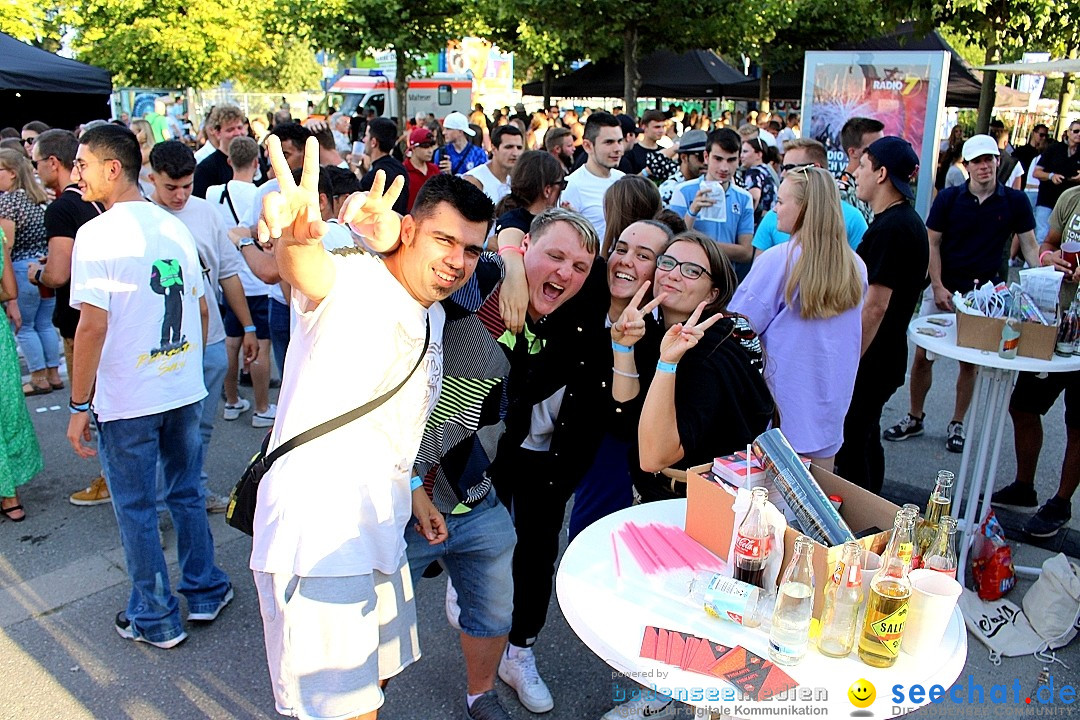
[243,325,257,333]
[656,360,678,374]
[410,475,423,492]
[687,210,699,219]
[69,399,91,414]
[612,341,632,354]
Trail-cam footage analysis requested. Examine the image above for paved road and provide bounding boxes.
[2,352,1076,720]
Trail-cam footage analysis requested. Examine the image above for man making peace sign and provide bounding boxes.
[250,135,492,720]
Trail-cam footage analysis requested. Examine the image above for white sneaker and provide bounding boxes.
[498,645,553,713]
[601,697,677,720]
[252,403,277,428]
[445,578,462,630]
[222,398,250,421]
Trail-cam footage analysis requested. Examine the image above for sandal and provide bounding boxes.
[50,381,66,390]
[22,383,52,396]
[0,503,26,522]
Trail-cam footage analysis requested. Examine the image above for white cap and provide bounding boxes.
[443,111,475,136]
[962,134,999,162]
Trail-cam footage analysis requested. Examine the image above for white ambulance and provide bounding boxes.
[327,69,473,120]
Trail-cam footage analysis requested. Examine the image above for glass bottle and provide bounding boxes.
[769,535,815,666]
[1057,297,1078,357]
[734,487,771,589]
[859,510,914,668]
[817,541,864,658]
[914,471,954,569]
[924,515,959,578]
[998,298,1022,359]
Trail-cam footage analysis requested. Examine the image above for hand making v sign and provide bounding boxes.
[611,280,668,347]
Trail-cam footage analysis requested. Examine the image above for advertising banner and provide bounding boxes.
[801,51,950,218]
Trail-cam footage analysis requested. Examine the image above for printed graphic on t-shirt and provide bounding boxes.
[139,258,198,372]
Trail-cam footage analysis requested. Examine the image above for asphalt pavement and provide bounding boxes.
[2,348,1077,720]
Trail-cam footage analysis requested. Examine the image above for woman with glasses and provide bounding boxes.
[494,150,567,333]
[619,231,775,502]
[739,136,778,225]
[20,121,49,158]
[728,167,866,470]
[0,149,58,396]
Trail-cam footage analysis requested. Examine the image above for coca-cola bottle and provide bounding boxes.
[734,487,771,589]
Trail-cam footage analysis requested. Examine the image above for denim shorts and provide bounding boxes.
[254,557,419,720]
[405,491,516,638]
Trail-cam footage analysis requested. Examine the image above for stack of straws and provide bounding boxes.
[614,522,727,576]
[751,428,856,546]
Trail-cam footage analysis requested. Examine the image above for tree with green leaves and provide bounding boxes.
[306,0,479,132]
[0,0,72,51]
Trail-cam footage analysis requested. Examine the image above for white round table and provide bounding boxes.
[557,500,968,718]
[907,314,1080,582]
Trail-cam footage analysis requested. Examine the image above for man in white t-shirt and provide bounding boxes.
[561,111,625,240]
[251,136,494,720]
[148,141,260,513]
[464,124,523,206]
[66,125,232,650]
[205,136,277,428]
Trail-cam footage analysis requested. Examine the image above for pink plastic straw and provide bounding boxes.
[611,532,622,579]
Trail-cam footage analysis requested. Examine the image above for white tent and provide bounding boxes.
[978,59,1080,75]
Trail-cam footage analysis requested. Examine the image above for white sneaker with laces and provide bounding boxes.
[498,645,553,713]
[222,397,250,421]
[252,403,277,428]
[600,697,677,719]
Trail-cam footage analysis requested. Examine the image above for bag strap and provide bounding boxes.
[219,183,241,225]
[262,318,430,467]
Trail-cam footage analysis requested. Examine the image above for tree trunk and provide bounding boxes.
[394,46,409,135]
[623,27,640,117]
[975,25,998,134]
[1055,43,1078,139]
[542,64,553,110]
[759,70,771,115]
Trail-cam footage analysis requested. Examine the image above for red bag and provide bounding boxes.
[971,510,1015,600]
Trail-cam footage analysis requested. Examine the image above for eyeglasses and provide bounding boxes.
[1071,128,1080,134]
[73,157,116,174]
[20,137,34,146]
[781,162,816,173]
[656,253,712,280]
[558,178,568,190]
[30,159,37,169]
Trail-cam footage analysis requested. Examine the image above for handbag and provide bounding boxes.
[226,319,430,535]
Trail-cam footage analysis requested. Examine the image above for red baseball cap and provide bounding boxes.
[409,127,434,147]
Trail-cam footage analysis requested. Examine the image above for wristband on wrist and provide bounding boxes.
[612,341,632,354]
[1039,249,1055,265]
[656,360,678,374]
[612,367,639,379]
[410,475,424,492]
[69,399,91,414]
[687,210,699,219]
[498,245,525,256]
[243,325,257,333]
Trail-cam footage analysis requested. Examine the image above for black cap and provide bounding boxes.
[617,114,642,137]
[865,136,919,202]
[325,165,361,197]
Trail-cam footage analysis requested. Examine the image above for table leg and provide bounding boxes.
[951,369,986,517]
[956,368,1018,586]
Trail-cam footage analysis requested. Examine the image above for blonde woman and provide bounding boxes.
[129,118,156,196]
[0,149,57,395]
[728,167,867,468]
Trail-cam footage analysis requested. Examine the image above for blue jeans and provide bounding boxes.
[156,340,228,508]
[1035,205,1053,245]
[12,258,59,373]
[268,298,290,378]
[568,433,633,542]
[97,402,231,644]
[405,492,516,638]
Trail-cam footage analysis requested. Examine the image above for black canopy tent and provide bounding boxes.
[522,49,747,99]
[0,32,112,130]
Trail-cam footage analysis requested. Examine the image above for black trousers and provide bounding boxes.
[495,447,578,648]
[835,368,903,495]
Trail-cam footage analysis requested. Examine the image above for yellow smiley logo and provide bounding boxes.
[848,679,876,708]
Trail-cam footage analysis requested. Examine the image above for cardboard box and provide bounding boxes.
[955,312,1057,361]
[685,464,898,619]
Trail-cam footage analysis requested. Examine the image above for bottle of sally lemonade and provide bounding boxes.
[859,510,914,668]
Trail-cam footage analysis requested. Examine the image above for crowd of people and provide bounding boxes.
[0,98,1078,720]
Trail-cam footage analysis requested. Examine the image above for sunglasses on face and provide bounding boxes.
[21,137,34,145]
[781,162,815,173]
[656,253,712,280]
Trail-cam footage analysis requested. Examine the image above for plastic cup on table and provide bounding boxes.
[1062,240,1080,271]
[856,551,883,628]
[901,569,963,657]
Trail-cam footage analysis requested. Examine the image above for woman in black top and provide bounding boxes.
[615,231,776,502]
[493,150,566,333]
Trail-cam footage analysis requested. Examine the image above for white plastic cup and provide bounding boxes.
[901,569,962,657]
[857,551,883,627]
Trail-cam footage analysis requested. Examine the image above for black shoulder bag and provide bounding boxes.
[226,320,430,535]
